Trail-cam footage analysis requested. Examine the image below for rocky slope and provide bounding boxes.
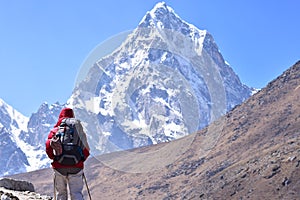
[9,61,300,199]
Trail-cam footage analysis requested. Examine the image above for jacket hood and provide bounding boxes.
[54,107,75,127]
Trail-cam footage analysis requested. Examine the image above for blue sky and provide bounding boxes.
[0,0,299,116]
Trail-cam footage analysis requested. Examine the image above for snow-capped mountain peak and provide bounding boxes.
[149,2,175,18]
[0,98,64,176]
[0,98,28,132]
[0,98,30,176]
[139,2,202,35]
[138,2,207,57]
[140,2,182,29]
[69,2,252,156]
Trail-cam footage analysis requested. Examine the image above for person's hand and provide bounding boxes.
[50,135,62,155]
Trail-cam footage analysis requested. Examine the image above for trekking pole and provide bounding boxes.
[53,174,57,200]
[83,172,92,200]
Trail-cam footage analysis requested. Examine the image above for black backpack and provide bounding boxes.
[55,118,86,166]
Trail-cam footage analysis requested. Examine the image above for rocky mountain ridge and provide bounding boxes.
[0,98,30,176]
[0,100,63,177]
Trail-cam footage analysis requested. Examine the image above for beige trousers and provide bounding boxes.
[54,169,84,200]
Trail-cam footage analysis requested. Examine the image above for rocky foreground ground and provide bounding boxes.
[0,178,51,200]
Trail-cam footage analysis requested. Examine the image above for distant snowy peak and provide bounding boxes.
[0,98,30,176]
[140,1,201,32]
[152,1,174,13]
[138,2,207,55]
[146,1,177,23]
[0,98,28,132]
[0,98,64,176]
[139,1,181,26]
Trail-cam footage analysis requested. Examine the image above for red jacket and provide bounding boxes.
[45,108,90,169]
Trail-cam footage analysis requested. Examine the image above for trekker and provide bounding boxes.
[46,108,90,200]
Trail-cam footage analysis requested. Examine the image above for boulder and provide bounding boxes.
[0,178,34,192]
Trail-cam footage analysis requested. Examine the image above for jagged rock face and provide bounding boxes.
[70,2,252,155]
[0,109,18,131]
[0,99,29,176]
[18,103,63,171]
[19,103,62,147]
[0,128,28,176]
